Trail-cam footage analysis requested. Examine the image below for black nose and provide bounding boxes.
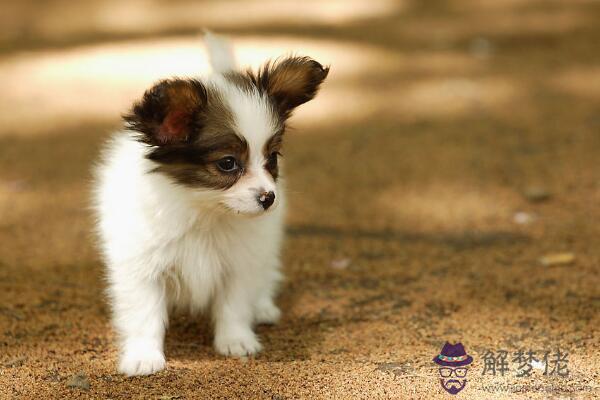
[257,191,275,210]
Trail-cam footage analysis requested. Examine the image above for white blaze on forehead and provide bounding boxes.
[212,75,280,164]
[205,76,282,214]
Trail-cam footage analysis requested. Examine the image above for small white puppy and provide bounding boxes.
[93,33,328,376]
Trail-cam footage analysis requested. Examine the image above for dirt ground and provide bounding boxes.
[0,0,599,399]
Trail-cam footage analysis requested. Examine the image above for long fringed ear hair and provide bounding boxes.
[250,56,329,119]
[124,79,208,146]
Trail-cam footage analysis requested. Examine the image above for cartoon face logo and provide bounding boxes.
[438,366,469,394]
[433,342,473,395]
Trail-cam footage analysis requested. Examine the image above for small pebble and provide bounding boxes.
[46,371,61,382]
[523,187,551,203]
[66,374,90,391]
[513,211,534,225]
[330,258,351,270]
[539,253,575,267]
[4,356,26,368]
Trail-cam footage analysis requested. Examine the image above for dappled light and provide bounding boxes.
[552,66,600,99]
[298,76,521,128]
[0,36,402,135]
[378,184,520,233]
[1,0,405,47]
[0,35,514,134]
[396,6,592,42]
[0,0,599,398]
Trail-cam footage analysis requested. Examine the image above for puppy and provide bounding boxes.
[93,33,328,376]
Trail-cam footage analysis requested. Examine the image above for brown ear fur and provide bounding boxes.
[124,79,207,146]
[252,56,329,118]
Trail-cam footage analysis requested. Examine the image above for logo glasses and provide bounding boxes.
[439,367,469,378]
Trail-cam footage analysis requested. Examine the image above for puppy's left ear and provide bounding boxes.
[256,56,329,118]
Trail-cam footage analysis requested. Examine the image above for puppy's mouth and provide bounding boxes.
[220,203,278,217]
[218,189,278,216]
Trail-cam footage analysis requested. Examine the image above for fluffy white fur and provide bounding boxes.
[93,37,285,376]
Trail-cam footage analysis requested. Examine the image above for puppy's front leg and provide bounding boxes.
[110,273,168,376]
[212,272,262,357]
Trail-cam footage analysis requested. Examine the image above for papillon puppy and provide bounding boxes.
[93,33,328,376]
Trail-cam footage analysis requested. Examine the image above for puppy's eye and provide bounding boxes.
[216,156,239,172]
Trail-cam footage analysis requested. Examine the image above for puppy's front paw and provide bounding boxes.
[119,340,166,376]
[254,301,281,325]
[214,329,262,357]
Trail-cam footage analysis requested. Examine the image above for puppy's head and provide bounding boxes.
[125,56,328,215]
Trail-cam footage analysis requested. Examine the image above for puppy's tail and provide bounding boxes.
[204,30,236,74]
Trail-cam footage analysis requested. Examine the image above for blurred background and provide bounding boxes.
[0,1,598,398]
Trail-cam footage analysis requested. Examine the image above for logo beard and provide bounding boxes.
[441,378,467,395]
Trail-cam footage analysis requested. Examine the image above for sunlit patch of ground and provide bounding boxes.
[377,184,520,232]
[0,36,402,135]
[551,66,600,99]
[396,77,519,119]
[304,76,521,127]
[0,34,500,135]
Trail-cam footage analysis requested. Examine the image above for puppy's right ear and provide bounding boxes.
[254,56,329,119]
[124,79,207,146]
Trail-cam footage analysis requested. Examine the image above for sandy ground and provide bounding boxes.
[0,0,599,398]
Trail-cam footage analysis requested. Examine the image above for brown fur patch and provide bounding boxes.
[149,132,248,190]
[263,130,284,180]
[225,58,329,120]
[124,79,207,146]
[250,56,329,118]
[125,79,249,189]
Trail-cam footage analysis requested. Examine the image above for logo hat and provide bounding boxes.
[433,342,473,367]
